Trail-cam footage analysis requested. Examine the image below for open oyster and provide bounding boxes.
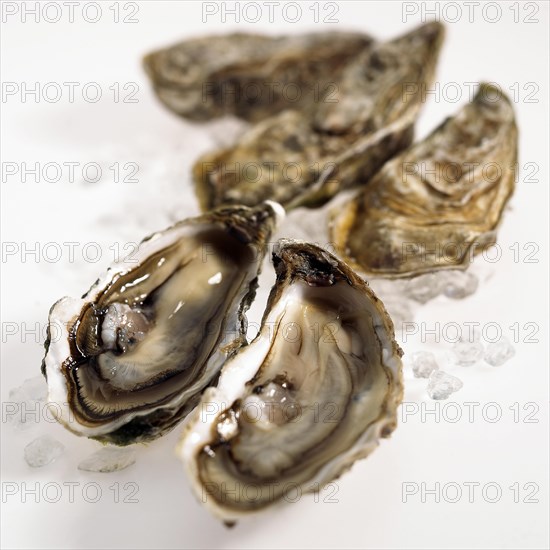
[143,32,371,122]
[41,202,283,445]
[330,83,518,277]
[193,22,444,210]
[178,240,403,522]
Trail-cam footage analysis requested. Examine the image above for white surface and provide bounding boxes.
[1,1,549,549]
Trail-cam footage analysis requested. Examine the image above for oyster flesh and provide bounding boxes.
[193,22,444,210]
[143,32,372,122]
[178,240,403,522]
[41,202,283,445]
[330,83,518,277]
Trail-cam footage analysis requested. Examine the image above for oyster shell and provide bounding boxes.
[330,83,518,277]
[41,202,284,445]
[143,32,372,122]
[193,22,444,210]
[178,240,403,522]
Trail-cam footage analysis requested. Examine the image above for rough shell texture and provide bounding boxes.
[193,22,444,210]
[330,83,518,277]
[143,32,372,122]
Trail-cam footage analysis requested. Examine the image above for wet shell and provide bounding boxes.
[41,202,283,445]
[178,239,403,522]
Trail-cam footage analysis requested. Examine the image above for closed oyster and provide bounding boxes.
[178,240,403,522]
[330,83,518,277]
[193,22,444,210]
[143,32,372,122]
[41,202,284,445]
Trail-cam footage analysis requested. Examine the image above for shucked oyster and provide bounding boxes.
[41,202,283,445]
[179,240,403,522]
[193,22,444,210]
[330,83,518,277]
[143,32,372,122]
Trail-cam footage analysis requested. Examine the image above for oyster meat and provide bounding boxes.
[144,32,372,122]
[193,22,444,210]
[42,202,283,445]
[179,240,403,522]
[330,83,518,277]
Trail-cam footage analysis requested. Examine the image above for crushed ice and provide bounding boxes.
[427,371,464,400]
[78,447,137,473]
[7,375,48,431]
[24,435,65,468]
[441,270,479,299]
[484,336,515,366]
[452,335,485,366]
[411,351,439,378]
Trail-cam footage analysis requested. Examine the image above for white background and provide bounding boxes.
[1,1,549,549]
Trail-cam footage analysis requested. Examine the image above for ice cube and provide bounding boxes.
[452,339,484,366]
[9,375,48,403]
[403,273,445,303]
[7,376,48,431]
[442,270,479,299]
[484,337,516,366]
[411,351,439,378]
[78,447,136,473]
[24,435,64,468]
[427,371,463,400]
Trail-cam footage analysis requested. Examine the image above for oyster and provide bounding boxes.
[143,32,372,122]
[179,240,403,522]
[41,202,284,445]
[330,83,518,277]
[193,22,444,210]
